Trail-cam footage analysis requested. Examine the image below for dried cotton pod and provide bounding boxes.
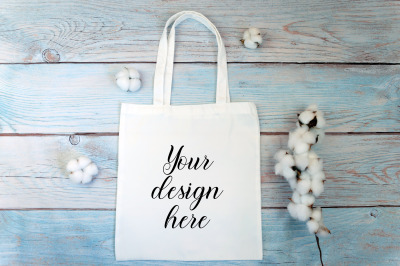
[241,27,263,49]
[115,67,142,92]
[67,156,99,184]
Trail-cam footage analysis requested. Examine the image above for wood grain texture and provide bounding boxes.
[320,207,400,265]
[0,209,320,265]
[1,63,399,133]
[0,0,399,63]
[1,208,398,265]
[0,134,398,209]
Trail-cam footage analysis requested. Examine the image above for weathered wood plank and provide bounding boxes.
[0,0,399,63]
[1,63,399,133]
[319,207,400,265]
[0,134,398,209]
[0,209,321,265]
[1,208,398,265]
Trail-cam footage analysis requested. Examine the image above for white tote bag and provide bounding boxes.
[115,11,262,261]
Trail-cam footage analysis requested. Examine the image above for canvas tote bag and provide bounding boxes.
[115,11,262,261]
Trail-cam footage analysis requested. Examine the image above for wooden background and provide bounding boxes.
[0,0,399,265]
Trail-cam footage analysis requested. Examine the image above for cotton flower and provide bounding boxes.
[297,104,326,129]
[297,179,311,195]
[311,179,324,197]
[66,156,98,184]
[274,150,289,162]
[274,151,297,180]
[288,126,317,155]
[294,153,309,171]
[287,178,297,190]
[274,104,329,236]
[306,219,320,234]
[300,193,315,206]
[311,207,322,222]
[287,202,298,219]
[299,172,311,180]
[307,158,323,175]
[296,204,312,221]
[291,191,301,204]
[312,171,326,181]
[241,27,262,49]
[115,67,142,92]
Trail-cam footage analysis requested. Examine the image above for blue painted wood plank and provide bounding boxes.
[0,64,399,133]
[0,134,398,208]
[1,208,398,265]
[0,1,398,63]
[320,207,400,265]
[0,210,320,265]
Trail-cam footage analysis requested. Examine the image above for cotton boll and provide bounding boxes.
[280,154,295,168]
[289,126,313,154]
[81,172,93,184]
[306,219,320,234]
[288,126,308,150]
[294,142,310,155]
[301,193,315,206]
[78,156,92,169]
[287,202,298,219]
[251,34,263,45]
[129,79,141,92]
[115,67,142,92]
[282,167,296,180]
[243,40,257,49]
[288,178,297,190]
[311,179,324,197]
[297,179,311,195]
[66,159,80,173]
[295,154,309,171]
[298,110,314,125]
[310,128,325,144]
[67,156,99,184]
[274,163,283,176]
[306,104,318,112]
[315,110,326,128]
[69,170,84,184]
[292,191,301,204]
[115,67,129,79]
[311,207,322,222]
[241,27,262,49]
[128,67,140,79]
[312,171,326,181]
[84,163,98,177]
[308,158,323,174]
[116,77,130,92]
[296,204,312,221]
[300,172,311,180]
[243,29,251,41]
[274,150,288,162]
[308,151,319,160]
[288,133,299,150]
[249,27,261,37]
[302,131,317,145]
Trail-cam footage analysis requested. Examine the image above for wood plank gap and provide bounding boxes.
[0,62,399,65]
[1,132,399,137]
[2,205,399,211]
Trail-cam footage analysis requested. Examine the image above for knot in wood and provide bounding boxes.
[369,208,379,218]
[69,135,80,145]
[42,48,60,63]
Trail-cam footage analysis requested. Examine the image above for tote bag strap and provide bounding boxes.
[153,11,230,106]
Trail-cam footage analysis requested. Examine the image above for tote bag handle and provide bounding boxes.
[153,11,230,106]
